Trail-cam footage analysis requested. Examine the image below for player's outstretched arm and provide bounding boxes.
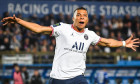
[97,35,140,51]
[1,15,52,34]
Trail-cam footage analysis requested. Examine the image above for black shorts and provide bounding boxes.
[49,75,88,84]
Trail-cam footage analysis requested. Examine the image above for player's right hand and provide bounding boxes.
[1,14,17,26]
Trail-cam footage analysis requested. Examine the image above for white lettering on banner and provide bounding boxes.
[106,5,111,15]
[125,6,130,14]
[15,4,22,13]
[65,5,72,15]
[72,5,79,12]
[41,4,49,14]
[100,5,105,15]
[119,6,125,15]
[60,5,63,13]
[112,5,118,15]
[52,4,59,14]
[33,4,40,14]
[83,5,90,14]
[83,5,96,15]
[52,4,79,15]
[8,3,14,13]
[22,3,28,14]
[29,4,32,14]
[7,3,140,16]
[91,5,96,15]
[8,3,49,15]
[99,5,140,16]
[131,6,137,16]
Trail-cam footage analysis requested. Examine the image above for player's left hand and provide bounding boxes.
[125,34,140,51]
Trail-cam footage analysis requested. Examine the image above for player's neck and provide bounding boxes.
[72,24,84,33]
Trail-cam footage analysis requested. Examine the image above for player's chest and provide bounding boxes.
[61,31,91,50]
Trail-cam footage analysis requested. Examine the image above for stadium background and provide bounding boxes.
[0,0,140,84]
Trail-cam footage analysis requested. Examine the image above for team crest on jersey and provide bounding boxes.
[53,23,61,27]
[84,34,88,40]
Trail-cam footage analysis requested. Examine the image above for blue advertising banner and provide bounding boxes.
[0,0,140,18]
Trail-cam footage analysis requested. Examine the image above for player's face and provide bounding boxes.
[73,9,88,29]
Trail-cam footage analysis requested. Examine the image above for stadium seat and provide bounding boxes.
[133,79,140,84]
[84,69,93,84]
[121,79,129,84]
[108,79,116,84]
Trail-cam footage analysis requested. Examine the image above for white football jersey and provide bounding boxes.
[50,22,101,79]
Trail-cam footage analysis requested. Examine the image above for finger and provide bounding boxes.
[2,17,10,22]
[131,47,136,51]
[3,22,8,26]
[1,18,6,22]
[129,34,133,40]
[132,38,139,42]
[4,17,13,20]
[133,45,139,47]
[133,42,140,44]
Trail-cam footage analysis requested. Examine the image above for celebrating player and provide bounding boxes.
[1,7,140,84]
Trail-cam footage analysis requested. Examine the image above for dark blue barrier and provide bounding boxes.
[1,63,140,84]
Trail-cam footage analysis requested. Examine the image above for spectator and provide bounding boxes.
[30,70,43,84]
[110,17,118,31]
[89,14,98,27]
[48,45,55,52]
[21,66,29,84]
[117,17,123,30]
[117,32,124,41]
[40,39,48,52]
[65,14,72,24]
[13,64,23,84]
[41,15,51,26]
[56,13,65,23]
[3,12,9,18]
[101,23,109,38]
[3,37,11,50]
[28,14,40,26]
[49,13,56,25]
[95,68,108,84]
[23,37,31,52]
[10,35,21,52]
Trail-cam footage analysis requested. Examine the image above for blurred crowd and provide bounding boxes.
[0,12,140,53]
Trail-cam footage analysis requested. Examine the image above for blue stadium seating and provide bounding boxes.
[133,79,140,84]
[121,79,129,84]
[108,79,116,84]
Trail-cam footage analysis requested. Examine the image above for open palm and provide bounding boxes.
[125,35,140,51]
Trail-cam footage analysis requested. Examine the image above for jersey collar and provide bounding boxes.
[71,24,85,33]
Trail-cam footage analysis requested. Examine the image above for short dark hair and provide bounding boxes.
[73,7,88,14]
[13,63,18,68]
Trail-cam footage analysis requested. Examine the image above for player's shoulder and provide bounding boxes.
[85,28,96,34]
[61,22,71,27]
[52,22,71,28]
